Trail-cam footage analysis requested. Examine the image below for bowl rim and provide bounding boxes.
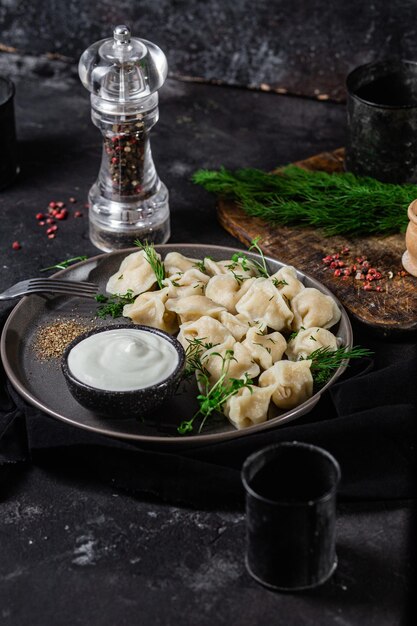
[61,323,186,395]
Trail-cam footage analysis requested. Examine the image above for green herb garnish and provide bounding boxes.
[307,345,373,386]
[134,240,165,288]
[95,289,136,319]
[178,348,253,434]
[194,257,213,274]
[182,337,216,381]
[272,278,289,288]
[248,236,270,277]
[193,166,415,236]
[40,256,88,272]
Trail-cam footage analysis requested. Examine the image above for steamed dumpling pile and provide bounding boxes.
[106,250,342,430]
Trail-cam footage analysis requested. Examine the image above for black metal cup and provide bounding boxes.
[0,77,19,190]
[345,59,417,183]
[242,441,341,591]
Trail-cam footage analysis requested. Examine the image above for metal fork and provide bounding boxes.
[0,278,98,300]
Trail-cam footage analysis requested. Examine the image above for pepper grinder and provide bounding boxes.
[79,25,170,251]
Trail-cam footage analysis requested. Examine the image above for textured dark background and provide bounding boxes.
[1,0,417,101]
[0,4,415,625]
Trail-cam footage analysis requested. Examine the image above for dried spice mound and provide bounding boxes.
[33,319,93,360]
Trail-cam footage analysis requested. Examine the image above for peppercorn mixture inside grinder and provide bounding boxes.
[79,25,170,251]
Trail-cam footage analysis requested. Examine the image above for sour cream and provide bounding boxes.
[67,328,179,391]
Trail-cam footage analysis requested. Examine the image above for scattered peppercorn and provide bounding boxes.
[321,246,406,292]
[33,319,93,360]
[34,198,84,241]
[12,241,21,250]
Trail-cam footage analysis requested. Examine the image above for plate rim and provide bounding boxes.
[1,243,353,446]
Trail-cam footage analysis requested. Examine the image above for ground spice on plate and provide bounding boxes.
[33,319,93,360]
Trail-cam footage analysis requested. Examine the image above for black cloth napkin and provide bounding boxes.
[1,307,416,510]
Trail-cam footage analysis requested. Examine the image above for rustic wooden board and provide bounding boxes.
[218,148,417,334]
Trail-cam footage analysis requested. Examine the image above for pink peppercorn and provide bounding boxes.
[12,241,21,250]
[36,212,44,220]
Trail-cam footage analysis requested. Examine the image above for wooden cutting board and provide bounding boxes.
[217,148,417,334]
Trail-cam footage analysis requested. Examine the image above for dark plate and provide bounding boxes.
[0,244,352,447]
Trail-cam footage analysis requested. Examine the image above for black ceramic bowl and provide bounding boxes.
[61,324,185,419]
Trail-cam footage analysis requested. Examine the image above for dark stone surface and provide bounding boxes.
[1,0,417,100]
[0,466,412,626]
[0,71,414,625]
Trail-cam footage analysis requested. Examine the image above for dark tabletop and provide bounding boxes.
[0,71,414,626]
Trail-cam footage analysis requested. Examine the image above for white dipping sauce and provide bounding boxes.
[67,328,179,391]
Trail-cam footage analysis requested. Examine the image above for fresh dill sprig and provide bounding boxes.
[134,240,165,288]
[95,289,136,319]
[178,348,253,434]
[193,166,415,236]
[40,256,88,272]
[306,345,373,386]
[182,337,215,381]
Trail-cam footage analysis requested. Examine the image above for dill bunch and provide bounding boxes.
[193,166,416,236]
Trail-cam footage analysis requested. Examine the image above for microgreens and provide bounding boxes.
[248,237,270,277]
[178,347,253,434]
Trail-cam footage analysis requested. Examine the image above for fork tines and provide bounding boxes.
[28,279,97,290]
[26,279,98,297]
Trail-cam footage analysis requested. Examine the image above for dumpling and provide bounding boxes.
[123,287,178,334]
[259,360,313,409]
[202,257,227,276]
[269,265,305,302]
[177,316,231,351]
[218,256,258,280]
[165,295,225,324]
[235,278,293,331]
[242,327,287,370]
[291,288,341,330]
[106,250,158,296]
[200,338,260,387]
[163,268,209,297]
[218,311,253,341]
[224,384,276,429]
[205,274,242,312]
[164,252,200,276]
[286,327,338,361]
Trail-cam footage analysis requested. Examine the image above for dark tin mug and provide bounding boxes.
[0,77,19,190]
[345,59,417,184]
[242,441,341,591]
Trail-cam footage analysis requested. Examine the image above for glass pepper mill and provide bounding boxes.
[78,25,170,251]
